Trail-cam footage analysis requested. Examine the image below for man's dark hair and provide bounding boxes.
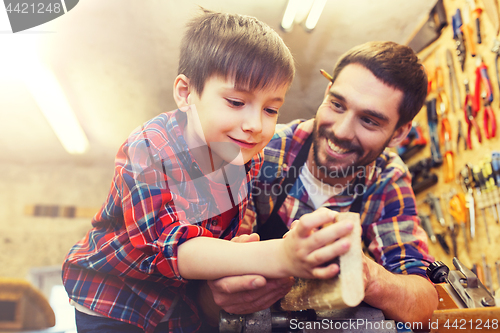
[178,9,295,96]
[330,41,427,129]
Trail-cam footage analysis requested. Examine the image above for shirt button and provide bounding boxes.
[211,218,219,226]
[158,304,165,312]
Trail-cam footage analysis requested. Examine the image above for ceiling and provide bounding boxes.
[0,0,437,166]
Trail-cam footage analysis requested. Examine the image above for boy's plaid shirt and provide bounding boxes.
[62,109,261,333]
[243,119,434,277]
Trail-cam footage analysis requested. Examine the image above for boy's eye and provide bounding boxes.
[265,108,278,115]
[226,99,244,107]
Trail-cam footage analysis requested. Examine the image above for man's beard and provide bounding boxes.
[311,121,388,179]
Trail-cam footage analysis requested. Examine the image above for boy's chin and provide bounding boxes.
[210,142,245,165]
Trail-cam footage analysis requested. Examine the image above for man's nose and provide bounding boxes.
[333,113,356,140]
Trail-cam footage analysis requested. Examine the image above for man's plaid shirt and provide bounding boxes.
[243,119,434,277]
[63,109,261,333]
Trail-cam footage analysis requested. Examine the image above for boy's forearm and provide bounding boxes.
[177,237,289,280]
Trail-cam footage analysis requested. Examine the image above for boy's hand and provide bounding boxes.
[280,207,353,279]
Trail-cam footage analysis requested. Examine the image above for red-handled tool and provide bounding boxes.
[482,93,497,139]
[464,80,482,149]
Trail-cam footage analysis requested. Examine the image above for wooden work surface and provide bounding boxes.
[430,307,500,332]
[408,0,500,293]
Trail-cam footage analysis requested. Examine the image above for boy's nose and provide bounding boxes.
[242,108,263,133]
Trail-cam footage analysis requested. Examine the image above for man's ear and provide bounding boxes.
[387,121,412,148]
[173,74,191,109]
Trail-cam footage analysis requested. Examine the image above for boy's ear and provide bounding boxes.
[173,74,191,109]
[387,121,412,148]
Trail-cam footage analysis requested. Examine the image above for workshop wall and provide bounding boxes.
[0,162,111,278]
[411,0,500,292]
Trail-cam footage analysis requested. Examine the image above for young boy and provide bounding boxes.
[62,10,354,333]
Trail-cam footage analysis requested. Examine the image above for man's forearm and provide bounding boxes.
[364,259,438,328]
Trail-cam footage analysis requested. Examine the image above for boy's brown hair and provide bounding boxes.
[331,41,427,129]
[178,9,295,95]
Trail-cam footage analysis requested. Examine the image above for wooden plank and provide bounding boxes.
[281,212,364,311]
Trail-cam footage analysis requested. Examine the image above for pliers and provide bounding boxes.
[474,56,496,139]
[473,56,493,113]
[464,80,482,149]
[482,92,497,139]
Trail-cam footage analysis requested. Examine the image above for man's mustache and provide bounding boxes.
[317,126,363,154]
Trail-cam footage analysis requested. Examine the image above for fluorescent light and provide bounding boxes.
[281,0,300,31]
[22,59,89,154]
[305,0,327,30]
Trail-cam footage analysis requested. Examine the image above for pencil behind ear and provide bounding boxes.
[173,74,191,110]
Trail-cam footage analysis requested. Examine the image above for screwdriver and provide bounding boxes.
[472,165,491,243]
[478,160,498,223]
[460,165,476,239]
[482,158,500,223]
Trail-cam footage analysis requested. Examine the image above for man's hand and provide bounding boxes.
[199,233,294,324]
[361,254,438,329]
[208,275,295,314]
[280,207,354,279]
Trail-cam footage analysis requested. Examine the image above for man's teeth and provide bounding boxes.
[327,139,349,154]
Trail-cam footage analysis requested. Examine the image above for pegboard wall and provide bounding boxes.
[409,0,500,292]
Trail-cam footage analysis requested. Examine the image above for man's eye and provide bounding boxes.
[331,101,343,110]
[362,117,379,127]
[226,99,244,107]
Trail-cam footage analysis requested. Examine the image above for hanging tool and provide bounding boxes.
[473,56,493,113]
[482,255,494,294]
[408,158,438,194]
[459,164,476,239]
[452,9,467,70]
[496,261,500,289]
[464,80,482,149]
[397,122,427,161]
[482,157,500,222]
[446,49,462,113]
[492,152,500,223]
[449,190,469,253]
[426,98,443,166]
[482,93,497,139]
[462,4,477,57]
[478,160,499,224]
[427,259,496,308]
[440,113,454,182]
[436,233,451,255]
[456,119,468,154]
[467,0,483,44]
[491,39,500,107]
[443,192,459,258]
[419,214,437,244]
[426,192,446,227]
[473,56,496,139]
[434,55,454,183]
[472,165,491,243]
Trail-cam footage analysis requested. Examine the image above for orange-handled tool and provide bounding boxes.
[449,192,469,252]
